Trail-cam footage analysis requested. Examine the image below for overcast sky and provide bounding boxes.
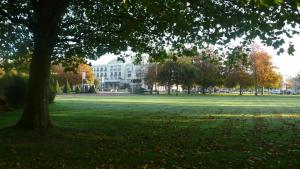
[90,35,300,79]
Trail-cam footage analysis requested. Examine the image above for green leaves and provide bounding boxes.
[0,0,299,65]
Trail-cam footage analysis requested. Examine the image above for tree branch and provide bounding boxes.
[0,9,32,28]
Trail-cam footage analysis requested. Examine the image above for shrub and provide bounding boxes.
[63,80,71,94]
[4,75,28,108]
[89,85,96,93]
[75,86,81,93]
[55,80,62,94]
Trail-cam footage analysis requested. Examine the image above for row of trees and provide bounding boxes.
[51,63,99,94]
[146,47,282,95]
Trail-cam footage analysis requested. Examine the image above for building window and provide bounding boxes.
[100,67,103,71]
[128,71,131,78]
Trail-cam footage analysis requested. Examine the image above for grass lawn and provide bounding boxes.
[0,95,300,169]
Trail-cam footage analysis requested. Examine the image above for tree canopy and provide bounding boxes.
[1,0,299,63]
[0,0,299,129]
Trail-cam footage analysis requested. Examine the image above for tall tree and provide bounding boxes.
[157,61,176,95]
[180,63,197,94]
[145,64,161,94]
[52,64,95,87]
[250,47,282,95]
[194,49,223,94]
[0,1,299,129]
[224,47,253,95]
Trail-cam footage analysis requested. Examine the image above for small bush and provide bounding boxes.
[4,75,28,108]
[89,86,96,93]
[75,86,81,93]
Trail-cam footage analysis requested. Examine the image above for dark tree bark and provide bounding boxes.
[167,84,171,95]
[16,0,67,130]
[261,86,264,95]
[201,87,206,95]
[239,86,243,95]
[187,86,191,94]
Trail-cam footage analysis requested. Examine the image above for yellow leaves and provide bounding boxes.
[250,49,282,88]
[0,68,5,78]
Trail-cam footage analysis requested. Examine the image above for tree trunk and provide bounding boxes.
[187,86,191,94]
[239,86,243,95]
[16,0,67,130]
[255,85,258,96]
[202,87,205,95]
[261,86,264,95]
[167,84,171,95]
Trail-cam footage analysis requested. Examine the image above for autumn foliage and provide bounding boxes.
[250,49,282,95]
[51,64,96,87]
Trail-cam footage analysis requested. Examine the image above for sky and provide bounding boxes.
[90,35,300,79]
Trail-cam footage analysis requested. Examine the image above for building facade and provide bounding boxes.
[92,59,148,91]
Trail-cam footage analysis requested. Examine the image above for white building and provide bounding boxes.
[92,59,148,91]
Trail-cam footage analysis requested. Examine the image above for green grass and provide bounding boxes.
[0,95,300,169]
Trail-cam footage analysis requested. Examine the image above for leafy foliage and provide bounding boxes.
[224,47,254,94]
[0,1,299,64]
[52,64,95,86]
[194,49,224,93]
[88,86,97,94]
[4,75,28,108]
[250,47,283,94]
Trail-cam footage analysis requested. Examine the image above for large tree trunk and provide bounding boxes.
[16,0,67,130]
[187,86,191,94]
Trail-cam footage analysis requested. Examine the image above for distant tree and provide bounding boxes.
[52,64,95,86]
[88,86,97,93]
[63,80,71,94]
[94,79,101,90]
[250,47,282,95]
[224,47,254,95]
[145,64,161,94]
[55,80,62,94]
[75,86,81,93]
[225,71,254,95]
[194,49,223,94]
[264,71,282,89]
[293,73,300,90]
[178,62,197,94]
[157,61,176,95]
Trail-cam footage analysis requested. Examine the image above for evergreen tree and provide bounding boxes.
[63,80,71,94]
[55,80,62,94]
